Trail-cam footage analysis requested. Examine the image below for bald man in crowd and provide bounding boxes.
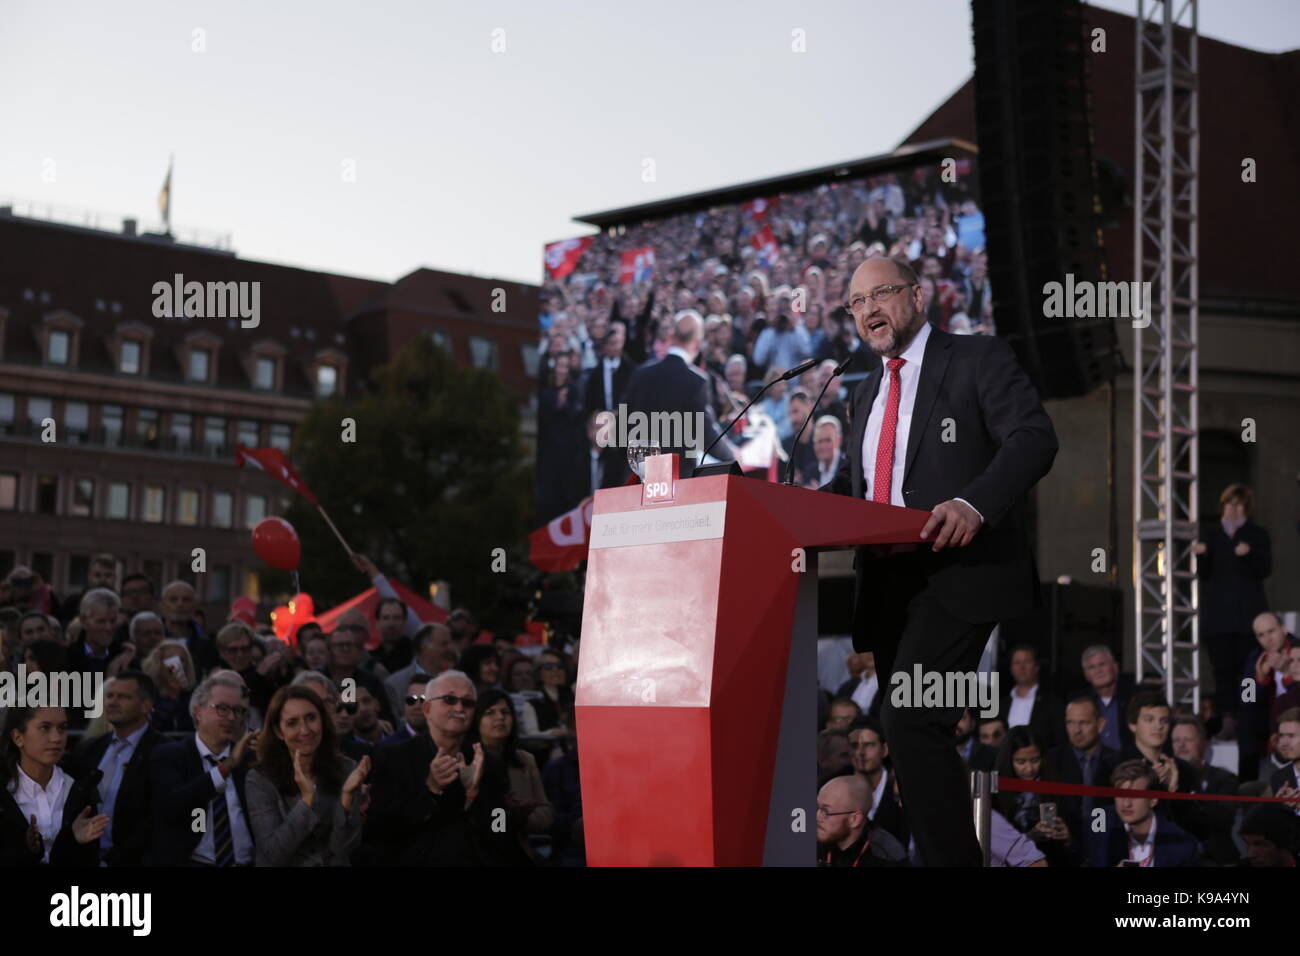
[815,773,908,866]
[621,309,738,467]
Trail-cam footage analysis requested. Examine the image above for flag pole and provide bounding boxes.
[316,504,354,556]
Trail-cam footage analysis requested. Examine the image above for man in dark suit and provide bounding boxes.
[1268,708,1300,802]
[1171,715,1240,864]
[1078,645,1136,752]
[583,321,634,417]
[69,671,167,866]
[1001,644,1066,752]
[1087,760,1201,867]
[822,256,1058,866]
[621,310,737,468]
[582,411,629,494]
[847,717,906,843]
[956,708,997,771]
[1118,691,1213,845]
[1046,695,1120,844]
[150,670,257,866]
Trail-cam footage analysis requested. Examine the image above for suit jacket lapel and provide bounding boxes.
[902,329,952,489]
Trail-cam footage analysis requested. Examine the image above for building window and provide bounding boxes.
[238,420,260,447]
[136,409,160,446]
[170,413,193,452]
[0,473,17,510]
[120,340,142,375]
[212,491,234,528]
[69,555,90,590]
[143,485,166,523]
[426,329,450,352]
[209,566,232,603]
[107,481,131,519]
[269,423,291,452]
[188,349,210,383]
[244,494,267,529]
[204,417,227,453]
[70,478,95,517]
[254,356,276,390]
[0,393,14,433]
[27,396,52,427]
[36,475,58,514]
[65,402,89,442]
[48,330,70,365]
[142,559,163,589]
[469,336,499,371]
[178,488,200,526]
[521,343,540,378]
[31,552,54,584]
[315,364,338,398]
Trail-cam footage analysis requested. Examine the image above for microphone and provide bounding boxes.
[783,354,854,486]
[693,359,819,476]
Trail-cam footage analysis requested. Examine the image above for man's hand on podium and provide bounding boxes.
[920,499,982,551]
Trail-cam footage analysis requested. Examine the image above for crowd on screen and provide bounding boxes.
[0,554,584,866]
[536,167,994,523]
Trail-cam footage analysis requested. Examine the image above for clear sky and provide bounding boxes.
[2,0,1296,286]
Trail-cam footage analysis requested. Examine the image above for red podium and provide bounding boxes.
[575,460,930,866]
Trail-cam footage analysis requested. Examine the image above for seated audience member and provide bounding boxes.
[815,773,908,866]
[1001,645,1065,751]
[1046,695,1120,841]
[1079,645,1136,753]
[159,580,215,674]
[1237,805,1298,867]
[834,652,881,717]
[1,707,109,866]
[127,611,166,669]
[532,649,575,733]
[366,669,516,865]
[1269,647,1300,733]
[825,697,861,731]
[818,729,853,788]
[994,726,1078,866]
[1087,759,1201,867]
[293,671,371,763]
[380,676,430,745]
[325,622,394,724]
[1239,611,1293,780]
[299,629,330,673]
[150,670,258,866]
[370,597,414,675]
[956,709,997,771]
[66,588,128,678]
[245,685,371,866]
[458,644,503,696]
[1268,708,1300,801]
[979,715,1007,750]
[472,688,554,862]
[142,640,197,733]
[1170,716,1239,864]
[847,717,904,842]
[69,672,166,866]
[989,809,1047,867]
[113,573,157,645]
[215,622,279,717]
[16,610,54,658]
[351,685,393,745]
[384,623,455,718]
[1120,691,1211,842]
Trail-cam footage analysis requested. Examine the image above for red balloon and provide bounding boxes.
[252,517,301,571]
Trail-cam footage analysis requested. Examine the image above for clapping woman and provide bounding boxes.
[246,685,370,866]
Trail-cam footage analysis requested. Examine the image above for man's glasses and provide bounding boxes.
[404,695,426,706]
[336,702,358,715]
[845,283,915,315]
[209,703,248,719]
[815,806,857,818]
[431,694,476,709]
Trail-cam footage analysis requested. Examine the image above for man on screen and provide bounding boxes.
[821,256,1058,866]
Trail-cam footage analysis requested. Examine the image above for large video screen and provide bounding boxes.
[536,155,993,524]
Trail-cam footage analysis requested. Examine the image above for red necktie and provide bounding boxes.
[871,358,906,503]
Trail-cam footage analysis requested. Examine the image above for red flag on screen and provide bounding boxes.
[751,225,779,267]
[741,197,777,220]
[544,236,594,279]
[618,247,656,284]
[235,445,320,506]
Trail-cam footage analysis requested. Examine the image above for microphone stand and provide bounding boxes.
[782,354,854,486]
[694,358,818,476]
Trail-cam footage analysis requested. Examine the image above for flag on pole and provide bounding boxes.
[528,497,596,572]
[544,236,594,279]
[741,197,778,221]
[235,445,319,506]
[158,156,173,232]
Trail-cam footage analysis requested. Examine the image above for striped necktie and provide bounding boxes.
[205,754,236,867]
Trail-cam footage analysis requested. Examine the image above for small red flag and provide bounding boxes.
[234,445,320,506]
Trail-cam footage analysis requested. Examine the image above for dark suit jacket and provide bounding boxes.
[822,329,1058,649]
[834,676,884,719]
[961,740,998,772]
[1116,745,1213,843]
[1079,673,1137,752]
[365,733,517,866]
[70,727,167,866]
[1197,519,1272,636]
[583,355,634,416]
[868,770,907,843]
[0,771,102,866]
[1087,807,1201,867]
[1269,762,1298,796]
[1196,762,1242,865]
[149,737,253,866]
[1045,743,1120,838]
[1002,687,1067,751]
[621,352,738,466]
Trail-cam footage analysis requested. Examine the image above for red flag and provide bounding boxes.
[618,247,656,284]
[544,236,594,280]
[528,497,595,572]
[741,197,778,220]
[235,445,319,506]
[751,225,779,267]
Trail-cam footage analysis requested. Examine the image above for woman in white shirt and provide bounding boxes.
[1,707,108,866]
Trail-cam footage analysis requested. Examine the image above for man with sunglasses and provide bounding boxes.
[324,616,396,725]
[822,256,1057,866]
[367,670,519,865]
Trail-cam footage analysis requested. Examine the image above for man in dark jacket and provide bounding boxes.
[1087,760,1201,867]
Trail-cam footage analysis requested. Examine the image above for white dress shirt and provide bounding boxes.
[817,449,843,488]
[850,673,878,715]
[602,357,621,409]
[867,769,889,821]
[192,734,255,865]
[1125,815,1157,866]
[9,764,73,863]
[1007,683,1039,728]
[862,322,932,506]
